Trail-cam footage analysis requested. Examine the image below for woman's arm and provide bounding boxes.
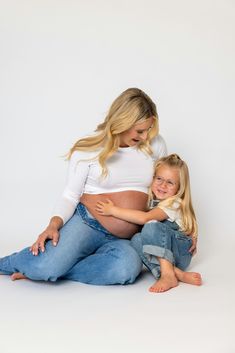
[95,199,167,225]
[52,150,92,224]
[30,150,92,255]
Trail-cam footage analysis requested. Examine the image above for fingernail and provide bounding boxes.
[53,242,57,246]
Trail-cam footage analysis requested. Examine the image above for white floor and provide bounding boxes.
[1,238,234,353]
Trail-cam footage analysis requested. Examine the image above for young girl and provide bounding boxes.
[95,154,202,293]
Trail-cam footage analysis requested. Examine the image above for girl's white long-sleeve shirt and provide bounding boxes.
[53,135,167,224]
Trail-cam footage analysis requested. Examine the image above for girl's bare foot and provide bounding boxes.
[149,274,178,293]
[174,267,202,286]
[11,272,28,281]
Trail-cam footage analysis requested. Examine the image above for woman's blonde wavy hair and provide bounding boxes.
[67,88,159,176]
[152,154,198,237]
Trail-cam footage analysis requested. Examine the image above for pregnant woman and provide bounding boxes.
[0,87,167,285]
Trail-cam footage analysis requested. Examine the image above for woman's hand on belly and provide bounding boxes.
[80,191,148,238]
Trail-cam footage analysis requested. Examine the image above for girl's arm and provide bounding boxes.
[95,199,167,225]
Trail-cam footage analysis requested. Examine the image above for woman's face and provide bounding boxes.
[119,117,154,147]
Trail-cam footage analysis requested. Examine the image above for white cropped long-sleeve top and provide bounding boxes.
[53,135,167,224]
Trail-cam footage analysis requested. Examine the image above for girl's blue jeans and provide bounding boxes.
[131,220,193,279]
[0,204,142,285]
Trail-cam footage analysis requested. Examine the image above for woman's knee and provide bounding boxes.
[112,242,142,284]
[130,232,142,253]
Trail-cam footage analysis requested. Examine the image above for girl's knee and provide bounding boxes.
[143,221,166,233]
[141,222,168,244]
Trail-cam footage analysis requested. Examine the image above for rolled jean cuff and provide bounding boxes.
[143,245,174,265]
[151,266,161,279]
[0,254,15,274]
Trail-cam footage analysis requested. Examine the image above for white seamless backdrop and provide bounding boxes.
[0,1,235,353]
[1,0,234,250]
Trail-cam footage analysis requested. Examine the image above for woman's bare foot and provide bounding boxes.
[149,274,178,293]
[174,267,202,286]
[11,272,28,281]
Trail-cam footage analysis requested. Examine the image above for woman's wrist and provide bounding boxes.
[48,216,63,230]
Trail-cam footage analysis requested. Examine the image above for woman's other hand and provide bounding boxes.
[30,216,63,256]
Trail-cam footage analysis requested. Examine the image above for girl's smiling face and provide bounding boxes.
[151,165,180,200]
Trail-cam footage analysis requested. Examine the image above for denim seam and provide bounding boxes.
[76,203,113,236]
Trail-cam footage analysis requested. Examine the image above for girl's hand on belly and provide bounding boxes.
[95,199,115,216]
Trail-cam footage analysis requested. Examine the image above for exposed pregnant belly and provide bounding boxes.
[80,191,148,239]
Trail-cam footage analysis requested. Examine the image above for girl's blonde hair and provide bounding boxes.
[67,88,158,176]
[153,154,198,237]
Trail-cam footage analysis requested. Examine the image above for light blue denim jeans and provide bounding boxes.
[131,220,193,279]
[0,203,142,285]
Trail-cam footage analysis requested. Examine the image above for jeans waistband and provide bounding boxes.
[76,203,113,236]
